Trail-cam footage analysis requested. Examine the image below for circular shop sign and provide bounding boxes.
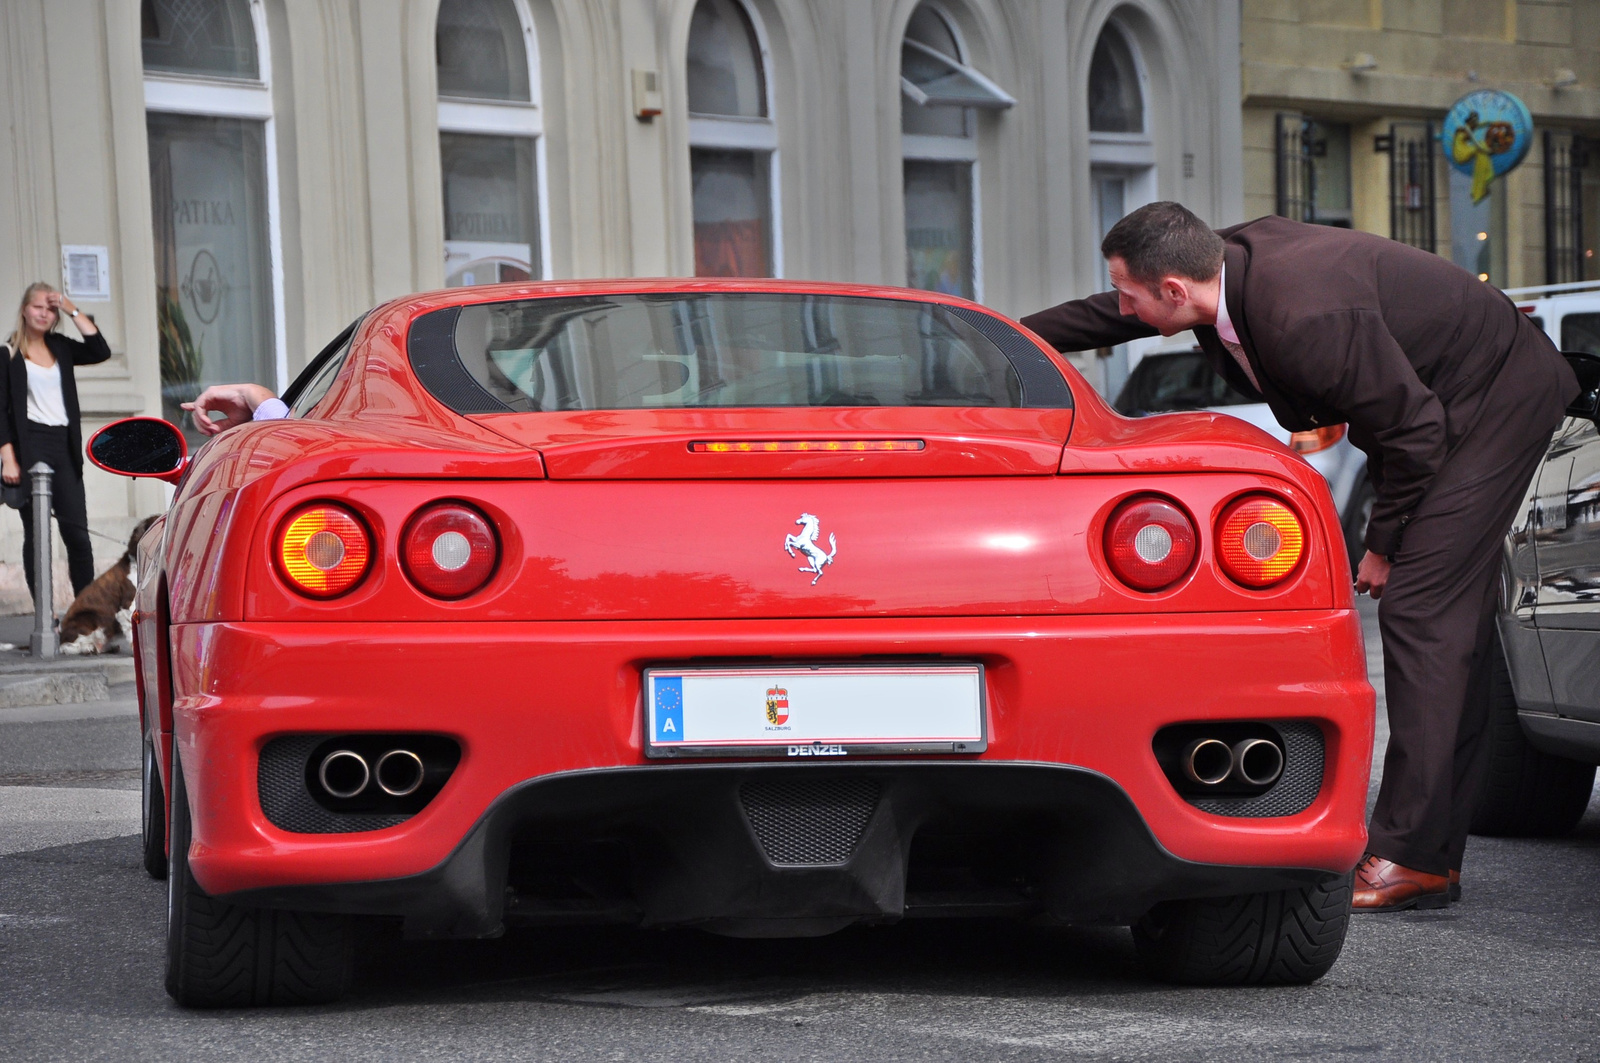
[1442,90,1533,199]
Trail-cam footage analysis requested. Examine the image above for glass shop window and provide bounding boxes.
[1586,158,1600,281]
[437,0,543,285]
[441,133,540,286]
[147,113,276,429]
[904,161,974,298]
[688,0,776,278]
[1449,170,1507,288]
[692,149,772,279]
[1276,115,1352,226]
[141,0,258,79]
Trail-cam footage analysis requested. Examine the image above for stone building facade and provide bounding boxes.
[0,0,1244,610]
[1241,0,1600,290]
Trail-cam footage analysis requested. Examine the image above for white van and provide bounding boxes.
[1504,280,1600,355]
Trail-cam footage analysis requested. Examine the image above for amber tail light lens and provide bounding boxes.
[277,504,372,598]
[1216,496,1306,588]
[1104,496,1197,592]
[402,503,498,599]
[1289,424,1347,454]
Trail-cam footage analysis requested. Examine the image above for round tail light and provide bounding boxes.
[402,502,498,599]
[1104,496,1197,591]
[1216,495,1305,588]
[277,504,372,598]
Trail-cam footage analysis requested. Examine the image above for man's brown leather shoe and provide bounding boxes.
[1449,869,1461,903]
[1352,853,1450,912]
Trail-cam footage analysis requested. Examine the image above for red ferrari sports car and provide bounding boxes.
[89,280,1373,1007]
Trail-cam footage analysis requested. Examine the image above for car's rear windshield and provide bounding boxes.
[424,293,1035,411]
[1114,349,1255,415]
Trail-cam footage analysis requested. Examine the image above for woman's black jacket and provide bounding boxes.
[0,327,113,475]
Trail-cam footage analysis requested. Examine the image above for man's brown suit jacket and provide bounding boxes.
[1019,216,1577,558]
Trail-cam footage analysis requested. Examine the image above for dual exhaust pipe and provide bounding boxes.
[1181,736,1284,789]
[318,748,426,799]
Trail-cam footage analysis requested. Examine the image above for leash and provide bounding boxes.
[16,513,146,549]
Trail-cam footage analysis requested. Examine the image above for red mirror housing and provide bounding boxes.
[87,417,189,484]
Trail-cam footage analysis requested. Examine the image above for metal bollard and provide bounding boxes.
[29,462,56,660]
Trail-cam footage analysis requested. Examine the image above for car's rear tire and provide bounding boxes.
[141,735,166,880]
[165,747,353,1007]
[1132,877,1351,986]
[1469,633,1596,838]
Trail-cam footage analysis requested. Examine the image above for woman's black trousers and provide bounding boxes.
[17,422,94,599]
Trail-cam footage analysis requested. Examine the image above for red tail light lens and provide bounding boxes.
[277,504,371,598]
[402,503,498,599]
[1104,496,1197,591]
[1217,495,1305,588]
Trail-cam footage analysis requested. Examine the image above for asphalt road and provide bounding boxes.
[2,600,1598,1061]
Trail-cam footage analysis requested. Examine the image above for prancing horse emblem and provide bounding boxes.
[784,513,837,585]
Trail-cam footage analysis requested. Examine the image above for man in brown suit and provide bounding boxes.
[1022,201,1577,911]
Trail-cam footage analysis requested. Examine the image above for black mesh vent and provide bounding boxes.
[1188,721,1325,818]
[408,305,509,414]
[740,778,881,865]
[946,305,1073,409]
[258,736,410,835]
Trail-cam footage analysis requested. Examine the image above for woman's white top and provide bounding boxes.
[24,358,69,427]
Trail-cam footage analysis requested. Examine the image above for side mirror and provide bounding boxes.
[87,417,188,484]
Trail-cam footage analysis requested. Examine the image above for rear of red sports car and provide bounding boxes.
[121,281,1373,1006]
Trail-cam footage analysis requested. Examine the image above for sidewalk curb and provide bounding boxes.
[0,673,109,708]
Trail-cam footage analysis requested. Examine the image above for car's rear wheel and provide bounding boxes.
[165,747,353,1007]
[1131,877,1351,986]
[1469,632,1596,838]
[141,735,166,880]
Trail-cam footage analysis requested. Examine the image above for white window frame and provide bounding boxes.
[436,0,552,281]
[686,0,782,278]
[143,0,287,390]
[900,2,983,303]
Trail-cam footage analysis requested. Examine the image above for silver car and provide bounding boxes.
[1488,348,1600,836]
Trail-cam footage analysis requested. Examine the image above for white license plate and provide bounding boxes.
[644,663,986,758]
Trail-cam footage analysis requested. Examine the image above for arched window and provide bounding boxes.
[1085,20,1155,399]
[1088,25,1142,134]
[687,0,765,118]
[437,0,530,101]
[437,0,546,287]
[141,0,257,78]
[899,4,1012,301]
[687,0,777,278]
[142,0,282,437]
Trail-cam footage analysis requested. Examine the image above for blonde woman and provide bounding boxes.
[0,282,111,600]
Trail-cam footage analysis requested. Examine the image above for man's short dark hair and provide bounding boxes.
[1100,201,1224,290]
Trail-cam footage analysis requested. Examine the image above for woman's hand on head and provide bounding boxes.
[182,383,279,437]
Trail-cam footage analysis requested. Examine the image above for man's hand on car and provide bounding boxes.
[1355,550,1391,599]
[182,383,279,437]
